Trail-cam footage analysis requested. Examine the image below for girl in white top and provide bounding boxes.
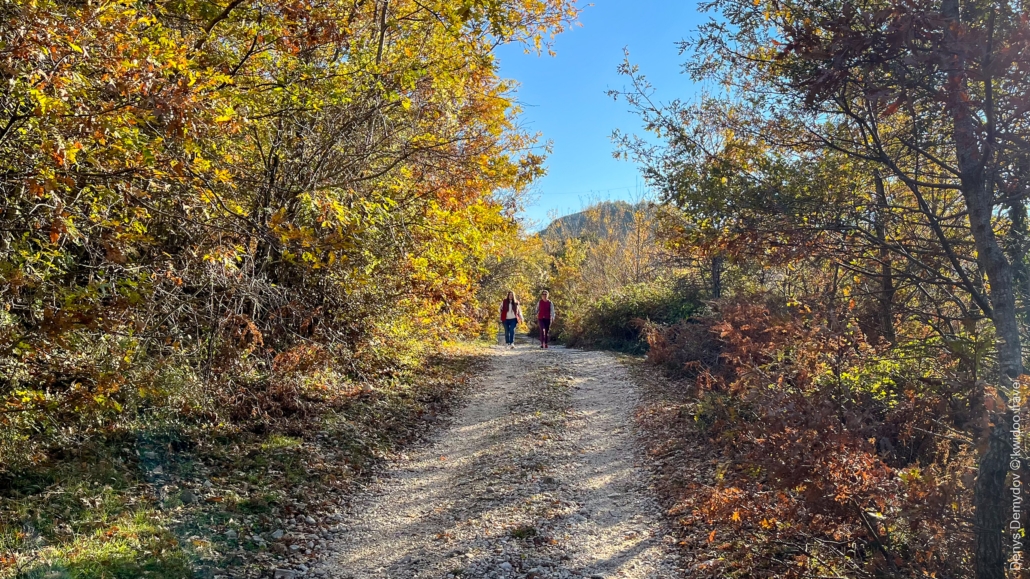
[499,290,524,348]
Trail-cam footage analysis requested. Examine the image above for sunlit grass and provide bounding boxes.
[11,510,191,579]
[259,434,302,451]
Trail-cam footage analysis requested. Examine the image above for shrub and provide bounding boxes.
[556,278,702,353]
[642,295,978,578]
[642,317,720,378]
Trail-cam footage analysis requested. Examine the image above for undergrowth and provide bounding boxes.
[554,278,702,353]
[633,295,995,578]
[0,345,485,578]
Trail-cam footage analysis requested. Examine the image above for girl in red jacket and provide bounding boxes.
[499,291,524,348]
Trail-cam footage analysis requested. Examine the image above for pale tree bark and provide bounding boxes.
[1005,160,1030,329]
[873,171,897,344]
[941,2,1023,577]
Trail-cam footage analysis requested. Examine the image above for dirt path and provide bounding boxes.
[313,337,684,579]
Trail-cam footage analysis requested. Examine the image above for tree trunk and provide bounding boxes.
[873,171,896,344]
[1005,161,1029,329]
[941,2,1023,577]
[711,254,724,300]
[376,0,389,64]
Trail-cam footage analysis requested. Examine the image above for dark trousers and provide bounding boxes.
[503,319,518,344]
[538,318,551,343]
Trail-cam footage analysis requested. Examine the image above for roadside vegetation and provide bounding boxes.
[1,349,482,578]
[5,0,1030,577]
[497,3,1030,576]
[0,0,576,576]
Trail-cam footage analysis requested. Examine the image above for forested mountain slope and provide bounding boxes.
[540,201,653,241]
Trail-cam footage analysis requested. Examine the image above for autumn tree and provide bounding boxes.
[0,0,577,466]
[614,1,1029,576]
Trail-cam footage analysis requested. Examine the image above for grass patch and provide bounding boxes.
[12,510,192,579]
[259,435,302,451]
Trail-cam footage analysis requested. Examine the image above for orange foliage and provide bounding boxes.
[646,297,975,577]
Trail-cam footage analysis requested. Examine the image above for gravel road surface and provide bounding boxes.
[315,338,684,579]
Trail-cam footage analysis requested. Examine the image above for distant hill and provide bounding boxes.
[539,201,651,241]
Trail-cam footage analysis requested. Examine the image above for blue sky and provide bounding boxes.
[495,1,707,228]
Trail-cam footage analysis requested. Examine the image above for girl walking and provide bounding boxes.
[535,290,557,348]
[499,290,524,348]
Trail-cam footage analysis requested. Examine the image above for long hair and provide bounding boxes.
[505,290,519,306]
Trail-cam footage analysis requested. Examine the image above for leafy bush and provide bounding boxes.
[556,278,702,353]
[642,317,720,378]
[642,295,980,578]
